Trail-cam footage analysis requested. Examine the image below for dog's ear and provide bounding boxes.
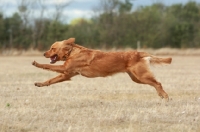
[68,38,75,43]
[63,38,75,45]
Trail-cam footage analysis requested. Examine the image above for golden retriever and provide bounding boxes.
[32,38,172,101]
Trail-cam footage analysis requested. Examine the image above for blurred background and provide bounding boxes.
[1,0,200,52]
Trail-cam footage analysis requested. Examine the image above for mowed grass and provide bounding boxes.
[0,56,200,132]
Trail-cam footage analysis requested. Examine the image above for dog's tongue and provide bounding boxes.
[50,55,57,64]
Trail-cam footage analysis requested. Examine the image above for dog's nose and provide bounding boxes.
[44,52,46,56]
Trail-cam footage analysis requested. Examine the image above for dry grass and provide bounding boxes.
[0,56,200,132]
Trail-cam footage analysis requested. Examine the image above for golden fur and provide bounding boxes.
[32,38,172,101]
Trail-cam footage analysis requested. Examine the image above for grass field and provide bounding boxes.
[0,56,200,132]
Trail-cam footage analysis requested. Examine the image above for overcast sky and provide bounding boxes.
[1,0,200,23]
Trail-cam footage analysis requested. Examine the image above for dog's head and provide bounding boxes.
[44,38,75,64]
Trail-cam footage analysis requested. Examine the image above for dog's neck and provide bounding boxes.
[69,43,87,56]
[73,44,87,49]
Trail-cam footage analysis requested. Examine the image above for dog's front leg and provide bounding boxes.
[32,61,66,73]
[34,74,73,87]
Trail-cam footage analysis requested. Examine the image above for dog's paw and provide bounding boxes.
[32,61,38,66]
[34,82,44,87]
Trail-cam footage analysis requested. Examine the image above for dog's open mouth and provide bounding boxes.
[50,54,58,64]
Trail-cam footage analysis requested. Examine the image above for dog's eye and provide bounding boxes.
[51,48,56,52]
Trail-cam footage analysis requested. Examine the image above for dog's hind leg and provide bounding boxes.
[127,63,169,101]
[127,71,142,84]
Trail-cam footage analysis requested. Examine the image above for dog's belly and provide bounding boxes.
[77,63,127,78]
[78,69,122,78]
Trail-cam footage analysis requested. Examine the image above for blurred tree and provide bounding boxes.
[67,18,100,48]
[1,1,200,50]
[168,2,199,48]
[31,0,48,49]
[0,13,5,49]
[4,13,25,49]
[119,0,132,13]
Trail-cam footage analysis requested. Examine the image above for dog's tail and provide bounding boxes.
[139,52,172,65]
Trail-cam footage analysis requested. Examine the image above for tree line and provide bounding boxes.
[0,0,200,50]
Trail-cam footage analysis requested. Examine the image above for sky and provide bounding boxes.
[1,0,200,23]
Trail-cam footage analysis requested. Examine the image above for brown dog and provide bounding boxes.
[32,38,172,101]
